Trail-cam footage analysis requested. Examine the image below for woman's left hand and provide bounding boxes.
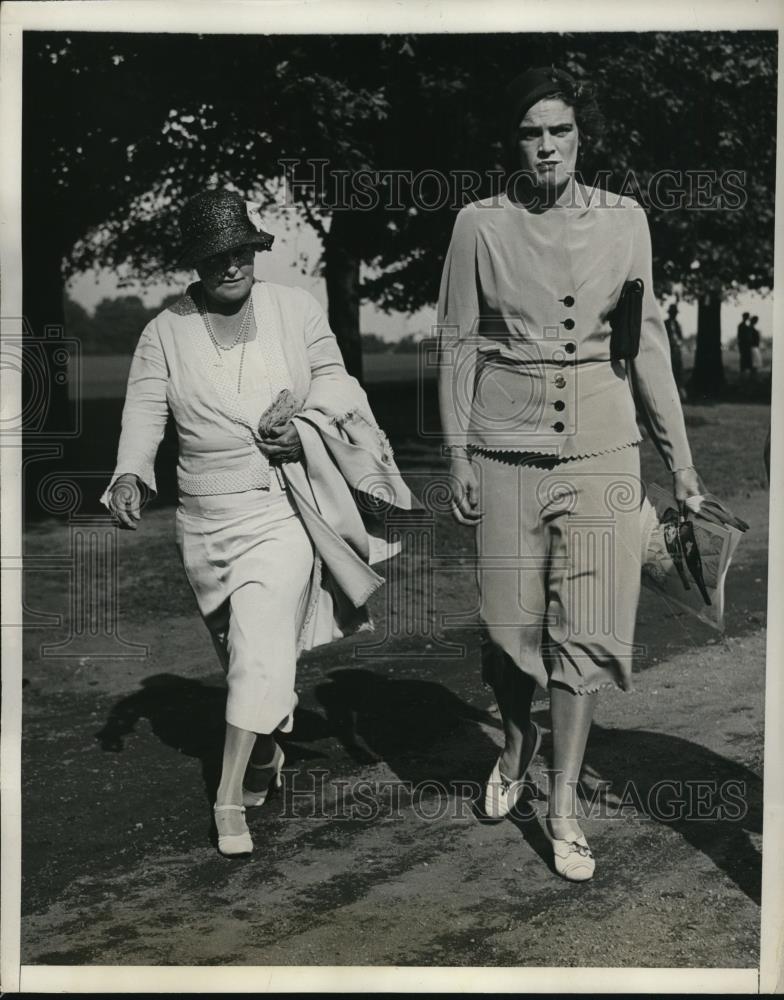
[672,465,704,514]
[258,421,302,462]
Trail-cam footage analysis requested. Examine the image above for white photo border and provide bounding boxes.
[1,0,781,993]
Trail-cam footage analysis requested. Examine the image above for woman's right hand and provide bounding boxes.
[107,473,145,530]
[257,420,302,463]
[449,455,483,525]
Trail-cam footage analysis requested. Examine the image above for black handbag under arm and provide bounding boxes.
[609,278,644,362]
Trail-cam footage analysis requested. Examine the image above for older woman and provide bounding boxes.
[102,189,415,858]
[438,67,702,880]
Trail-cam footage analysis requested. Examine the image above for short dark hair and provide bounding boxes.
[540,81,604,148]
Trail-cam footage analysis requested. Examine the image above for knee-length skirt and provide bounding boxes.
[175,482,315,733]
[474,443,643,695]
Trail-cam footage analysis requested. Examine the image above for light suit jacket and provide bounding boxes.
[437,181,693,470]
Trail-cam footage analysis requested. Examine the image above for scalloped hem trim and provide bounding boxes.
[480,677,633,696]
[552,679,633,695]
[470,439,641,464]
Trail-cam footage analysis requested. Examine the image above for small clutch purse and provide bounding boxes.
[258,389,301,437]
[609,278,644,361]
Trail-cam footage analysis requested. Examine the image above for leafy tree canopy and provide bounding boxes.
[27,30,776,308]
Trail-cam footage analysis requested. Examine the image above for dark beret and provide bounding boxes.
[505,66,580,132]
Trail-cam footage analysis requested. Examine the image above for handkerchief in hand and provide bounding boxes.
[258,389,302,437]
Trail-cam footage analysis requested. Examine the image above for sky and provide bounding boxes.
[67,205,435,343]
[66,205,774,345]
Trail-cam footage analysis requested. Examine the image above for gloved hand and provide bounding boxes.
[694,493,750,532]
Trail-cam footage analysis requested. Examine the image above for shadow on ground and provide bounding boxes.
[514,711,762,904]
[93,666,762,906]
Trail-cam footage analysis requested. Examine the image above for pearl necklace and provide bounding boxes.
[200,289,253,393]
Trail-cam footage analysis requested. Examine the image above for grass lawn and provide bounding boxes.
[638,402,770,498]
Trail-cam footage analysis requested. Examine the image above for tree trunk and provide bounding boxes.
[324,212,363,383]
[20,206,71,437]
[688,291,725,400]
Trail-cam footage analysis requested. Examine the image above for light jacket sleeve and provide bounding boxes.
[300,292,366,411]
[437,207,481,449]
[100,321,170,507]
[298,292,393,461]
[627,203,694,473]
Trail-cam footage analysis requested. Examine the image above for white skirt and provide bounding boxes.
[175,483,314,733]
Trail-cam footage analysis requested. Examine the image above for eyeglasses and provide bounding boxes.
[662,508,711,606]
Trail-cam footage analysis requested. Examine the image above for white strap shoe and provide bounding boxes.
[213,804,253,857]
[484,722,542,819]
[544,821,595,881]
[242,743,285,808]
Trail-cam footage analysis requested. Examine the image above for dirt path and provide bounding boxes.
[20,490,769,967]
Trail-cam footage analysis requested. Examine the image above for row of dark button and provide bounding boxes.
[555,295,574,433]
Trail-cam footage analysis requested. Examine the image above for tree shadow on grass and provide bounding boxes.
[510,713,763,904]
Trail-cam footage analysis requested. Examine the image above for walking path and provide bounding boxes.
[19,490,769,967]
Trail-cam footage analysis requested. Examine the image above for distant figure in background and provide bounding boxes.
[737,311,753,381]
[749,316,763,379]
[664,302,686,402]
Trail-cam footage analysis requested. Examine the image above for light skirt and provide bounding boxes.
[175,483,314,733]
[474,443,643,695]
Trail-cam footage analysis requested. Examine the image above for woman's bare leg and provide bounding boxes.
[215,722,257,834]
[547,685,598,840]
[492,653,539,779]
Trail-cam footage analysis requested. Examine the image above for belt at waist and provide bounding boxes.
[476,344,617,371]
[178,477,293,519]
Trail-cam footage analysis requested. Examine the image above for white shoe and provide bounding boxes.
[242,743,285,807]
[484,722,542,819]
[213,804,253,857]
[544,820,595,882]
